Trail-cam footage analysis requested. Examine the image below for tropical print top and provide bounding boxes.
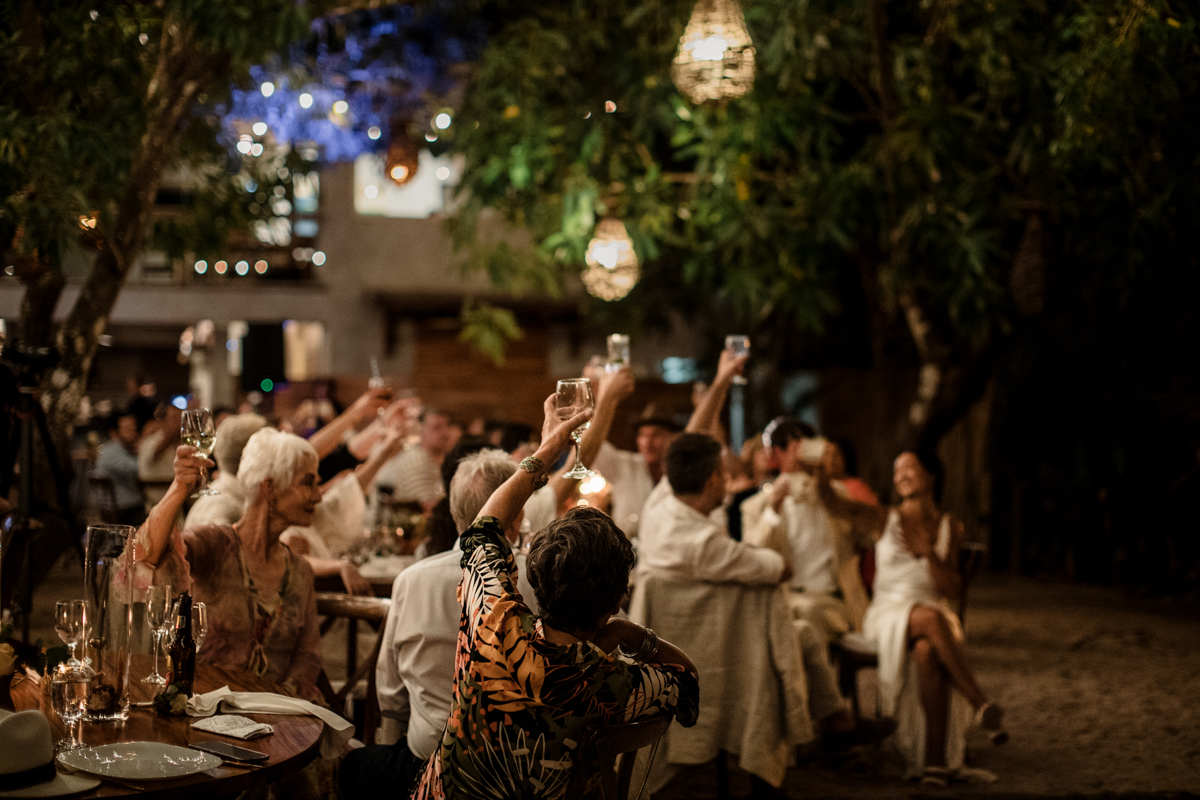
[411,516,699,800]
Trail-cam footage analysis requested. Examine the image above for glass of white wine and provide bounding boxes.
[556,379,596,480]
[181,408,219,496]
[725,335,750,385]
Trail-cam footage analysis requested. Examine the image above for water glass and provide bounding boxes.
[51,665,89,750]
[725,335,750,385]
[606,334,631,373]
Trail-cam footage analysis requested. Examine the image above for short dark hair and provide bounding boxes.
[666,432,723,495]
[763,417,816,450]
[526,507,635,634]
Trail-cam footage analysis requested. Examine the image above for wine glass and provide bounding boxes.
[181,408,218,496]
[142,584,172,685]
[606,334,631,374]
[55,600,88,669]
[51,664,89,751]
[192,602,208,651]
[556,379,596,479]
[725,335,750,385]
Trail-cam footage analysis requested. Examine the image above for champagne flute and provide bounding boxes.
[51,664,89,751]
[192,602,208,651]
[142,584,172,685]
[55,600,88,669]
[181,408,219,496]
[606,334,631,374]
[725,335,750,385]
[557,379,596,479]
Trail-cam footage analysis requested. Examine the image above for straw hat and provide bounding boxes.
[0,710,99,797]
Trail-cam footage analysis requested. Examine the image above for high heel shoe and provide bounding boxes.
[975,701,1009,745]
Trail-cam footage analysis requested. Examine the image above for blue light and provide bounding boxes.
[226,339,239,352]
[171,395,188,410]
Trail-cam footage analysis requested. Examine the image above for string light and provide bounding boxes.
[368,126,382,140]
[434,112,452,129]
[298,92,313,108]
[364,185,379,199]
[194,260,208,274]
[235,260,249,275]
[254,260,268,274]
[252,122,267,136]
[333,100,349,114]
[215,260,228,274]
[260,82,275,97]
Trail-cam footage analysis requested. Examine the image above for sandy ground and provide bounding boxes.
[25,559,1200,798]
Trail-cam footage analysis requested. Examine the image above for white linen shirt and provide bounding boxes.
[376,538,538,760]
[756,473,838,594]
[637,480,785,586]
[592,441,655,537]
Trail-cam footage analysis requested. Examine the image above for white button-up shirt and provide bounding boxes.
[592,442,655,537]
[637,480,785,586]
[757,473,838,594]
[376,539,538,760]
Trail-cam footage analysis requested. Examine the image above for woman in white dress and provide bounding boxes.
[821,451,1006,784]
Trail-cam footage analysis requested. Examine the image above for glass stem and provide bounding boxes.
[152,631,160,677]
[574,440,583,471]
[199,464,209,493]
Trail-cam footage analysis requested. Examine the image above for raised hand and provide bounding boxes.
[172,445,214,492]
[538,393,593,464]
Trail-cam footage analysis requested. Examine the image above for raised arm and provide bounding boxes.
[576,366,635,467]
[138,445,211,567]
[476,395,592,530]
[306,387,391,460]
[685,349,747,435]
[353,427,406,492]
[817,465,890,535]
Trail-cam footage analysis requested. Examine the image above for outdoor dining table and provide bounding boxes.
[12,655,325,799]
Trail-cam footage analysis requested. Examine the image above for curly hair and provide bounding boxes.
[526,506,635,635]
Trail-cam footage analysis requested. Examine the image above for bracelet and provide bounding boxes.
[620,626,659,662]
[519,456,549,490]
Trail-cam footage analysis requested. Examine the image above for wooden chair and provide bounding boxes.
[564,713,674,800]
[315,592,391,744]
[834,541,988,716]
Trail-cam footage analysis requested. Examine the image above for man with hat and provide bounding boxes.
[0,709,99,797]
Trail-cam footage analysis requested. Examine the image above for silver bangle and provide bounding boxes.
[621,626,659,661]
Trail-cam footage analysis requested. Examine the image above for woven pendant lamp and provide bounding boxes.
[671,0,756,104]
[583,218,640,301]
[385,121,420,186]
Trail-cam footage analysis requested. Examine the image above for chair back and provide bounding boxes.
[565,713,673,800]
[315,593,391,744]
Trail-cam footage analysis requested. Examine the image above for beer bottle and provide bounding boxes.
[165,592,197,697]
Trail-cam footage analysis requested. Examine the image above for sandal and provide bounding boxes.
[975,702,1009,746]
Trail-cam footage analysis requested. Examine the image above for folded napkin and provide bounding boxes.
[188,686,353,759]
[192,713,275,740]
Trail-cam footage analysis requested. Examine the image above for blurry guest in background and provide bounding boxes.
[347,450,545,797]
[138,403,181,506]
[370,407,454,515]
[211,406,234,430]
[125,376,158,430]
[741,434,775,487]
[93,413,145,526]
[724,450,759,542]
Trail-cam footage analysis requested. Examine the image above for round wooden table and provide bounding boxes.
[12,658,324,799]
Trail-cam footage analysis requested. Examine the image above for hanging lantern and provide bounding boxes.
[671,0,756,104]
[583,218,640,302]
[385,121,420,186]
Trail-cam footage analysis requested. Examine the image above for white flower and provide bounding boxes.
[0,643,17,677]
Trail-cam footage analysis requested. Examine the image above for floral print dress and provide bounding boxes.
[412,517,699,800]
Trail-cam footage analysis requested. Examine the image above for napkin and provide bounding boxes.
[192,713,275,740]
[188,686,353,759]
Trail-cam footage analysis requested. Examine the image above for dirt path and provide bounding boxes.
[655,575,1200,798]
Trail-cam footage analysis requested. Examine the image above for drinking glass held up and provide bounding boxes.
[725,335,750,385]
[181,408,218,496]
[556,379,596,480]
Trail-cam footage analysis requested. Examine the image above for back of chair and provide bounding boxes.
[566,713,674,800]
[315,593,391,743]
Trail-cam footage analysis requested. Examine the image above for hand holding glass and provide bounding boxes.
[181,408,218,496]
[606,334,631,373]
[725,335,750,385]
[556,379,596,479]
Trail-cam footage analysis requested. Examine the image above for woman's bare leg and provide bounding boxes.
[912,637,949,767]
[908,605,988,709]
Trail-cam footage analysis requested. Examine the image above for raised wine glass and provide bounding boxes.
[192,602,208,650]
[142,584,172,685]
[606,334,631,374]
[556,378,596,480]
[725,335,750,385]
[55,599,88,669]
[181,408,218,496]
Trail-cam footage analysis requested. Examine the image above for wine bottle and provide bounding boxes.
[165,592,197,697]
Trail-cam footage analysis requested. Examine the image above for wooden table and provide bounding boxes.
[13,656,324,799]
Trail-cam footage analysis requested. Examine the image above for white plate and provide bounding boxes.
[58,741,222,780]
[358,555,414,580]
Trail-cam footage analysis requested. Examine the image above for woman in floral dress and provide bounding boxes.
[411,396,700,800]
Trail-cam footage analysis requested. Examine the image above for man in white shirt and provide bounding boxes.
[342,450,540,796]
[369,407,454,520]
[741,418,871,642]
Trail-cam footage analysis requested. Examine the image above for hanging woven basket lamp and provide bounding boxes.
[583,218,640,302]
[385,120,420,186]
[671,0,756,104]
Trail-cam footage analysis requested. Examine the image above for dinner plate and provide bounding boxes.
[58,741,223,780]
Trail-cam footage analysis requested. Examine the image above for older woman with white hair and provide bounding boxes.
[138,427,324,701]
